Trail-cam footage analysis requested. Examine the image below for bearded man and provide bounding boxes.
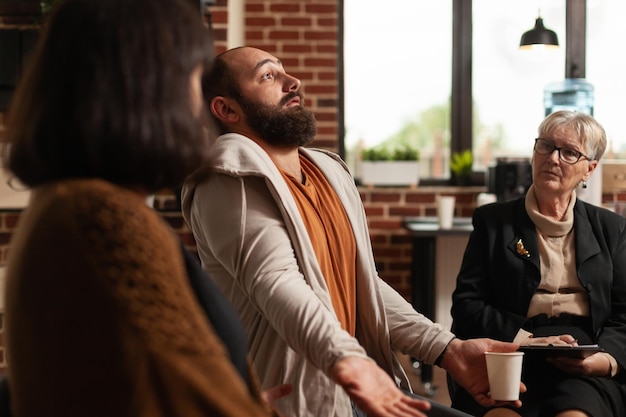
[181,47,523,417]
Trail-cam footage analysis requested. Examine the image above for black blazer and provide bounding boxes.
[451,197,626,369]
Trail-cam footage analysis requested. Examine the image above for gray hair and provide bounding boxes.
[537,111,607,161]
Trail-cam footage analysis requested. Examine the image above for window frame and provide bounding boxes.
[339,0,587,185]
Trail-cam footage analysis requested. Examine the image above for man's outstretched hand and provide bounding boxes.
[332,356,431,417]
[262,383,293,417]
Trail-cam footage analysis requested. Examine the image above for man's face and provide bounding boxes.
[237,92,317,148]
[226,47,317,147]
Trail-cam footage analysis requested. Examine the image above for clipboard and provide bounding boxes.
[519,344,604,359]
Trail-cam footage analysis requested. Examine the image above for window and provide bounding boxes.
[472,0,565,168]
[344,0,615,183]
[587,0,626,159]
[344,0,452,180]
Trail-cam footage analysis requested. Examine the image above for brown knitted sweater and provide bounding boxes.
[5,179,272,417]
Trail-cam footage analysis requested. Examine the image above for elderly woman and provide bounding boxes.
[449,111,626,417]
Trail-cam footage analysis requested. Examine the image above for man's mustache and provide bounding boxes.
[280,92,303,107]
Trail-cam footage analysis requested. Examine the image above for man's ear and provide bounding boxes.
[210,96,240,124]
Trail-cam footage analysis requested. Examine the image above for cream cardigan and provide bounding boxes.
[182,134,455,417]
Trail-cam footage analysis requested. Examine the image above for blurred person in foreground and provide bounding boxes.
[449,110,626,416]
[181,46,525,417]
[1,1,288,416]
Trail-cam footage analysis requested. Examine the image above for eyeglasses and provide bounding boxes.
[533,138,590,165]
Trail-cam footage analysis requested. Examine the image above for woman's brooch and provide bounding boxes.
[516,239,530,258]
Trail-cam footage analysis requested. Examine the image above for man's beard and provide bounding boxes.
[238,92,317,147]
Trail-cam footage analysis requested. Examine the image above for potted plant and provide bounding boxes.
[450,150,473,186]
[359,145,420,187]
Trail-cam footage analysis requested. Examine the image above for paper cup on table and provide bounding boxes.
[437,196,456,229]
[484,352,524,401]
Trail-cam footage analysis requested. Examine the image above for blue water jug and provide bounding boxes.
[544,78,594,116]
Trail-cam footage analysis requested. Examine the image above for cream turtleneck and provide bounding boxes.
[525,185,589,318]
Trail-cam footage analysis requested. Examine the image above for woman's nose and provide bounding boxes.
[549,148,562,163]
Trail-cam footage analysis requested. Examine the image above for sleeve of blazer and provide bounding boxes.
[450,203,533,342]
[586,205,626,371]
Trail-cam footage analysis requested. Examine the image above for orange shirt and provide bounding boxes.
[280,155,357,336]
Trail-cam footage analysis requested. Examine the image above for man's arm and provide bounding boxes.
[378,278,456,364]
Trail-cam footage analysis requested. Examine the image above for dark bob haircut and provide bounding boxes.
[2,0,214,192]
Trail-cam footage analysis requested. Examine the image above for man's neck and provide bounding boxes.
[271,149,303,183]
[248,136,302,182]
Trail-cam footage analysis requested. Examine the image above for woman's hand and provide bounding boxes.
[519,334,578,346]
[547,352,614,377]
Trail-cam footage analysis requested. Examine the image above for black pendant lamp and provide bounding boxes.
[519,14,559,50]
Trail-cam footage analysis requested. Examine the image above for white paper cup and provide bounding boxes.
[484,352,524,401]
[437,196,456,229]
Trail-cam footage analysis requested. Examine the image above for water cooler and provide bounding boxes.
[544,78,594,116]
